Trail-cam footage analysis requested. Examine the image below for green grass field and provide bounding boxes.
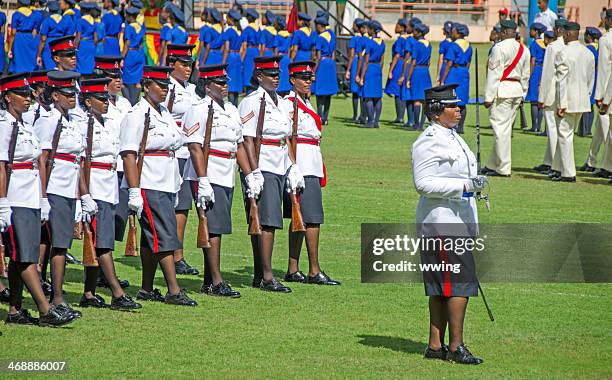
[2,43,612,379]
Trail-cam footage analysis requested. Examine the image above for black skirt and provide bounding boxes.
[190,181,233,235]
[420,236,478,297]
[114,172,129,242]
[282,175,324,224]
[140,189,181,253]
[240,171,285,230]
[175,158,194,212]
[92,200,116,251]
[3,207,41,263]
[48,194,77,249]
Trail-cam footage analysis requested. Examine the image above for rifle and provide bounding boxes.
[0,121,20,278]
[248,95,265,236]
[81,113,98,267]
[196,100,214,248]
[45,115,64,188]
[289,95,306,232]
[167,84,176,113]
[125,109,151,256]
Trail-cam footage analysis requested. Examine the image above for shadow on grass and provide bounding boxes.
[517,174,555,182]
[581,178,611,186]
[356,334,427,355]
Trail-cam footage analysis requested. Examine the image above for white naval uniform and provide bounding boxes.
[553,40,595,178]
[484,38,530,175]
[119,99,183,193]
[36,108,85,199]
[183,96,243,188]
[23,103,52,127]
[411,122,478,238]
[0,112,42,209]
[105,94,132,172]
[597,28,612,172]
[238,86,292,175]
[162,75,198,160]
[538,36,565,166]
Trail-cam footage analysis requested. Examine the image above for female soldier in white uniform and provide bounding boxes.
[411,84,486,365]
[280,61,340,286]
[183,64,260,297]
[0,73,75,327]
[119,65,197,306]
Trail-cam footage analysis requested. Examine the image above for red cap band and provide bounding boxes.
[199,69,226,79]
[29,75,47,84]
[289,64,313,74]
[51,41,75,52]
[48,79,75,87]
[143,71,169,79]
[96,61,121,69]
[254,60,280,70]
[81,84,107,93]
[167,48,192,56]
[2,78,29,91]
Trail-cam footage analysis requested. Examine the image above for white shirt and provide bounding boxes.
[538,36,565,107]
[0,112,42,209]
[105,95,133,172]
[595,28,612,102]
[485,38,531,102]
[183,96,243,188]
[81,114,121,204]
[36,108,85,199]
[23,102,52,126]
[555,41,595,113]
[281,92,323,177]
[412,123,478,237]
[533,8,558,31]
[119,99,183,193]
[162,75,198,159]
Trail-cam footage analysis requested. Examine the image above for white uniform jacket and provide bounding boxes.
[162,75,198,160]
[23,103,52,126]
[485,38,531,102]
[555,40,595,113]
[595,28,612,102]
[105,95,133,172]
[538,37,565,107]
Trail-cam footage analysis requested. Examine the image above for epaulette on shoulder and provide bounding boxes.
[424,127,437,137]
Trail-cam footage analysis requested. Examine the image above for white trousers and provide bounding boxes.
[552,112,581,178]
[585,112,610,167]
[542,107,560,166]
[601,115,612,172]
[485,97,521,175]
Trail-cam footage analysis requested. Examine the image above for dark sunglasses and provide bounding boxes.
[210,78,229,85]
[262,71,280,78]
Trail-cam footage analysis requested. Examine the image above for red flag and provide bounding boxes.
[287,0,299,33]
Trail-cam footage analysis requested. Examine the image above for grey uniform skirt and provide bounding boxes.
[240,171,285,230]
[282,175,324,224]
[92,200,116,251]
[420,236,478,297]
[48,194,77,249]
[114,172,129,242]
[3,207,41,263]
[175,158,193,212]
[190,181,233,235]
[140,189,181,253]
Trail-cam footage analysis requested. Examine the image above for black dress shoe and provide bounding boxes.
[251,277,262,288]
[284,271,306,283]
[55,303,82,318]
[305,271,341,286]
[551,176,576,182]
[208,282,241,298]
[175,259,199,276]
[200,282,212,294]
[423,344,449,360]
[41,280,52,296]
[533,164,551,173]
[448,344,483,365]
[0,288,10,303]
[39,306,76,327]
[136,288,165,302]
[486,171,510,177]
[547,170,561,178]
[165,289,198,306]
[578,163,595,172]
[537,131,547,136]
[5,309,39,325]
[260,278,292,293]
[65,252,81,265]
[79,294,110,308]
[97,276,130,289]
[480,167,495,175]
[111,294,142,310]
[592,169,612,178]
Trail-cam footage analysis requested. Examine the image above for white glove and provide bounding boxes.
[286,164,305,192]
[80,194,98,223]
[174,194,179,208]
[252,168,265,190]
[0,198,12,232]
[464,176,489,192]
[197,177,215,208]
[128,188,144,218]
[245,172,262,199]
[40,198,50,222]
[74,199,82,223]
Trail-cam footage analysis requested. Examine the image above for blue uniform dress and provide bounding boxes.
[39,13,62,69]
[526,38,545,102]
[242,23,259,88]
[292,26,315,62]
[259,25,277,56]
[9,7,38,73]
[76,15,97,74]
[400,35,417,101]
[443,39,472,106]
[222,26,243,93]
[56,8,77,36]
[197,23,210,64]
[276,30,292,93]
[95,17,105,55]
[587,43,598,105]
[101,9,122,55]
[409,38,432,101]
[31,8,44,66]
[0,12,6,72]
[160,22,172,44]
[122,22,145,85]
[438,38,452,78]
[170,24,188,44]
[348,34,366,94]
[384,35,406,96]
[203,23,223,65]
[362,36,385,99]
[313,30,338,96]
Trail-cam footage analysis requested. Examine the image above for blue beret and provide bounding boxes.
[245,9,259,19]
[131,0,143,9]
[316,10,327,18]
[47,0,59,12]
[64,0,75,5]
[585,27,602,39]
[111,0,118,6]
[493,25,501,33]
[398,18,408,28]
[172,6,185,23]
[298,12,311,21]
[415,23,429,35]
[555,18,568,28]
[265,10,275,22]
[543,30,555,38]
[18,0,31,5]
[80,2,97,10]
[125,6,140,16]
[315,16,328,26]
[210,8,222,23]
[409,17,421,27]
[355,18,366,27]
[500,19,517,30]
[228,9,241,21]
[530,22,546,33]
[276,15,286,28]
[443,21,453,34]
[370,20,382,32]
[455,23,469,36]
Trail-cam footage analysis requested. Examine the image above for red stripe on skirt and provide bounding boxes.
[439,238,451,297]
[141,189,159,253]
[8,226,17,261]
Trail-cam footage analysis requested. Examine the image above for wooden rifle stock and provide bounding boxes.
[196,100,214,248]
[0,121,20,278]
[248,95,266,236]
[289,95,306,232]
[81,113,98,267]
[167,84,176,113]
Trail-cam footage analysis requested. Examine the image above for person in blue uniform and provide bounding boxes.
[8,0,38,73]
[222,9,244,106]
[313,16,337,125]
[170,6,188,45]
[275,15,292,96]
[92,5,104,55]
[0,9,6,73]
[55,0,78,36]
[440,23,472,134]
[436,21,453,85]
[398,17,421,129]
[357,20,385,129]
[406,23,432,131]
[75,2,98,74]
[101,0,121,55]
[158,2,175,66]
[384,18,408,124]
[121,7,145,105]
[345,18,366,123]
[525,22,547,133]
[197,8,223,66]
[580,27,602,136]
[194,7,210,67]
[36,0,61,69]
[291,12,314,62]
[31,0,45,67]
[242,8,260,93]
[259,10,277,56]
